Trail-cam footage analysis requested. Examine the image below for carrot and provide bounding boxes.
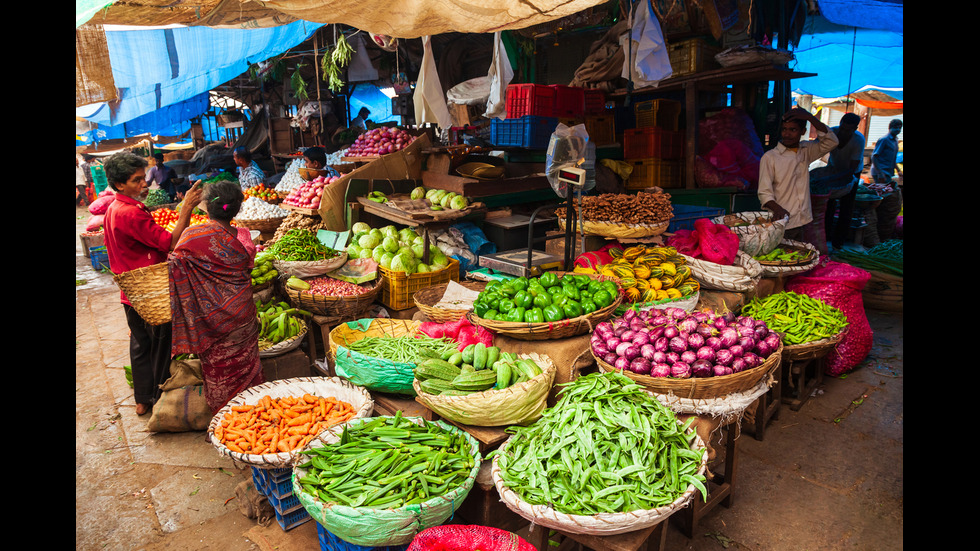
[216,393,358,454]
[287,412,312,427]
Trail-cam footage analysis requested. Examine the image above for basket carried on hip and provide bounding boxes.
[284,276,384,318]
[113,262,172,325]
[595,341,783,400]
[413,281,487,323]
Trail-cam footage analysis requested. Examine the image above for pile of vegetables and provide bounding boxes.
[213,393,357,455]
[285,274,372,296]
[256,299,312,349]
[591,307,779,378]
[490,371,707,514]
[341,334,459,365]
[740,291,849,346]
[587,245,698,303]
[275,159,311,196]
[150,208,211,231]
[142,188,172,208]
[347,222,452,275]
[832,239,903,277]
[345,127,417,157]
[295,413,477,509]
[243,183,280,203]
[283,176,341,209]
[753,246,814,263]
[268,228,343,262]
[472,273,619,323]
[251,251,279,287]
[414,345,545,396]
[412,186,471,212]
[554,192,673,226]
[237,197,289,221]
[418,316,495,352]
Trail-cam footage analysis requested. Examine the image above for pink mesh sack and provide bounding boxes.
[407,525,535,551]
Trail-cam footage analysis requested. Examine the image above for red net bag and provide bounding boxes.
[785,260,873,376]
[407,525,535,551]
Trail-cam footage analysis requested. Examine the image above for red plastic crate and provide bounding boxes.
[550,85,585,118]
[623,127,684,160]
[584,89,606,115]
[505,84,555,118]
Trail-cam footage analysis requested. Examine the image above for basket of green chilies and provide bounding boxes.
[739,291,849,362]
[490,371,708,536]
[291,413,481,547]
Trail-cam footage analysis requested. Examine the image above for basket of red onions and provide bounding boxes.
[284,275,385,318]
[590,307,782,400]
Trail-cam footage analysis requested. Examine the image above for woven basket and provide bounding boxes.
[781,329,846,362]
[757,239,820,278]
[205,376,374,469]
[273,253,348,279]
[559,217,669,239]
[234,216,286,233]
[112,262,172,325]
[258,319,307,358]
[595,341,783,400]
[491,418,706,536]
[681,251,763,293]
[413,281,487,323]
[712,211,788,257]
[285,276,384,318]
[862,270,903,312]
[466,273,622,341]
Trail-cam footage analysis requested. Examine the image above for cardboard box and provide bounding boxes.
[544,230,608,259]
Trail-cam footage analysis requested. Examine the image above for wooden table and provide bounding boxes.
[675,421,739,539]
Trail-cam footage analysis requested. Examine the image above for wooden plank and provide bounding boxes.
[422,171,552,198]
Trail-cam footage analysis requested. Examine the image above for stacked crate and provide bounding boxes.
[495,84,612,149]
[252,467,312,531]
[625,99,684,189]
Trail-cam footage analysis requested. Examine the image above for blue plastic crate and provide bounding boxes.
[274,501,311,531]
[251,467,269,496]
[268,490,303,514]
[316,522,410,551]
[89,246,110,272]
[490,116,558,149]
[667,204,726,233]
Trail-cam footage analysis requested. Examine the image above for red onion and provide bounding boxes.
[613,356,631,371]
[632,331,651,347]
[738,336,756,350]
[651,350,667,364]
[691,359,713,377]
[728,344,745,358]
[654,337,669,353]
[665,351,680,364]
[754,340,772,358]
[592,342,610,357]
[715,349,734,366]
[713,365,734,377]
[753,324,770,340]
[706,336,722,350]
[663,326,679,339]
[719,327,739,348]
[670,362,692,378]
[680,350,698,364]
[696,346,716,362]
[630,357,652,375]
[651,363,671,377]
[603,352,619,365]
[743,352,762,369]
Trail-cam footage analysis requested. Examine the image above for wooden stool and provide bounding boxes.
[524,520,668,551]
[676,421,738,538]
[743,374,782,441]
[780,356,826,411]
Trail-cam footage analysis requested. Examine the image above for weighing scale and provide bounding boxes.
[477,166,586,277]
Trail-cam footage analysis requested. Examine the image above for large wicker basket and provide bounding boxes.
[862,270,903,312]
[466,273,622,341]
[558,217,669,239]
[780,329,846,362]
[285,276,384,318]
[413,281,487,323]
[113,262,172,325]
[234,216,286,233]
[594,341,783,400]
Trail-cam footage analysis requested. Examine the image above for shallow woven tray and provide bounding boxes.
[328,318,420,363]
[466,273,622,341]
[258,319,307,358]
[205,376,374,469]
[559,217,669,239]
[413,281,487,324]
[285,277,384,318]
[594,341,783,400]
[781,329,847,362]
[234,216,286,233]
[754,242,817,267]
[113,262,171,325]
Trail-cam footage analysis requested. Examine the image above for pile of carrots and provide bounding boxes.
[214,393,357,455]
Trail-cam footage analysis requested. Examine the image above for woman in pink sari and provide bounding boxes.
[169,180,265,413]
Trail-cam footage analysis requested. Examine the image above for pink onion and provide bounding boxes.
[670,362,692,378]
[650,363,671,377]
[630,357,652,375]
[680,350,698,365]
[713,365,734,377]
[691,359,713,377]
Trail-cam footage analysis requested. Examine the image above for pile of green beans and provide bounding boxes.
[491,371,706,515]
[295,412,477,509]
[832,240,903,276]
[269,229,342,262]
[740,291,848,345]
[343,335,458,364]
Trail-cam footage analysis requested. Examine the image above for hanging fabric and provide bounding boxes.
[347,33,379,82]
[413,36,453,129]
[621,0,672,88]
[484,31,515,120]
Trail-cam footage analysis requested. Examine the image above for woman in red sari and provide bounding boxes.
[169,180,265,413]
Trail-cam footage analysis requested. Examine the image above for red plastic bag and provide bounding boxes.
[668,218,739,265]
[408,525,535,551]
[85,214,104,232]
[785,260,873,376]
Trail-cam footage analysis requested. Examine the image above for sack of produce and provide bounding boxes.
[331,318,458,395]
[206,376,373,468]
[147,355,211,433]
[293,415,481,547]
[710,211,788,257]
[85,214,105,232]
[785,261,872,376]
[413,351,556,427]
[88,192,116,215]
[668,218,740,266]
[490,371,707,536]
[408,525,535,551]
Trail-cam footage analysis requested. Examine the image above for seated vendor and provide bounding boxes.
[302,146,339,177]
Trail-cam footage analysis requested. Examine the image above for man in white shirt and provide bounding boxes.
[757,107,839,241]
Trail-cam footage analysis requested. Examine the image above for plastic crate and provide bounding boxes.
[89,245,110,272]
[667,204,727,232]
[627,158,684,190]
[505,84,555,118]
[667,37,722,77]
[550,85,585,118]
[316,522,410,551]
[268,489,303,513]
[378,257,460,311]
[490,116,558,150]
[584,88,607,115]
[623,127,684,160]
[274,501,312,531]
[585,116,616,146]
[635,99,682,131]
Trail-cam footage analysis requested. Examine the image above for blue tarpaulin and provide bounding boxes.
[77,20,321,139]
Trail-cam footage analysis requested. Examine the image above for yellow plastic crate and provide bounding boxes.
[627,158,684,190]
[667,37,722,77]
[378,257,460,311]
[635,99,682,131]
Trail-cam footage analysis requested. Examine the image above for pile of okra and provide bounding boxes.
[295,412,477,509]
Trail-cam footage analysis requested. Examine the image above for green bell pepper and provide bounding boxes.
[561,283,580,301]
[539,271,558,288]
[524,307,544,323]
[580,298,597,315]
[592,290,613,308]
[601,280,619,297]
[505,306,525,323]
[532,292,552,308]
[511,277,528,293]
[543,304,564,322]
[587,280,604,295]
[474,302,490,318]
[499,283,516,298]
[497,298,516,314]
[562,300,583,319]
[483,309,499,320]
[513,290,532,309]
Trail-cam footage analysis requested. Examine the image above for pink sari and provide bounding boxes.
[169,222,264,412]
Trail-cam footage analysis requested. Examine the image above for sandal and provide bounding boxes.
[136,403,152,416]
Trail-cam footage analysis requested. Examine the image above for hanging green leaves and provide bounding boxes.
[291,63,309,101]
[321,30,356,93]
[332,33,355,66]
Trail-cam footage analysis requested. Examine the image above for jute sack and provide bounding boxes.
[147,356,211,433]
